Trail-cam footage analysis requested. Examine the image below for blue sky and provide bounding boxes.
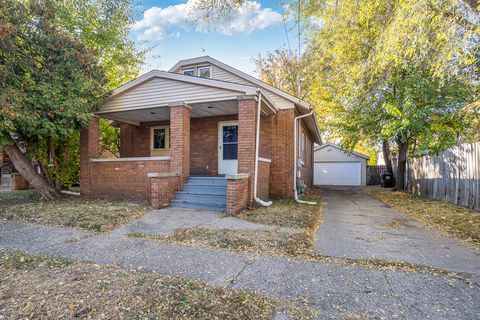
[131,0,297,76]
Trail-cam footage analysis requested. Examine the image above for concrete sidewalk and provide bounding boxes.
[1,222,479,319]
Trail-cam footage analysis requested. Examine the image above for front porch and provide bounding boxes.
[80,95,275,213]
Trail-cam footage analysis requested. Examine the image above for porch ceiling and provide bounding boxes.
[98,99,273,125]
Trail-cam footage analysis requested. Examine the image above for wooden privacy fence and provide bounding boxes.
[367,165,386,185]
[407,142,480,211]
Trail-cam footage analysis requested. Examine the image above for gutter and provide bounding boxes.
[294,109,317,205]
[254,90,273,207]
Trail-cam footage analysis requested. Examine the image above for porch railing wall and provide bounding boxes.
[88,158,171,201]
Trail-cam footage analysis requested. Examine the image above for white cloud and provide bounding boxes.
[132,0,283,40]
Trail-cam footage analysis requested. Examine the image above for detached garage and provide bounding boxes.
[314,143,369,186]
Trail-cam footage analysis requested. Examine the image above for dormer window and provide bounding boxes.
[198,66,211,78]
[182,68,195,76]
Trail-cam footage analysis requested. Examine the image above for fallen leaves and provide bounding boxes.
[0,250,318,319]
[365,187,480,249]
[237,189,323,230]
[0,190,149,232]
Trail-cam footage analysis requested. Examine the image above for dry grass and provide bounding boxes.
[131,228,314,257]
[130,190,323,258]
[0,189,41,205]
[365,187,480,249]
[0,249,317,319]
[0,190,148,232]
[237,189,323,229]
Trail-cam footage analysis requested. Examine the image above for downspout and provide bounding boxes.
[294,109,317,205]
[254,90,272,207]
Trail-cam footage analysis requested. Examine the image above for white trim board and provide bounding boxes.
[315,142,370,160]
[90,156,171,162]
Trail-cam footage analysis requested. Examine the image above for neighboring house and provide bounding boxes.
[314,143,369,186]
[80,56,321,213]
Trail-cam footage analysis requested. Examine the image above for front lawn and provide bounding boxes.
[238,194,321,230]
[0,250,316,319]
[0,190,148,232]
[365,187,480,249]
[130,189,323,258]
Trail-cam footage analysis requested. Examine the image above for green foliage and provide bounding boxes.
[254,48,315,101]
[0,0,108,148]
[306,0,479,155]
[99,119,120,157]
[0,0,142,189]
[56,0,144,89]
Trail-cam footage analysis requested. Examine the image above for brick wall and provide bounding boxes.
[119,123,150,157]
[298,124,314,188]
[226,177,248,214]
[269,109,295,199]
[87,159,170,201]
[120,115,238,176]
[150,174,180,208]
[12,173,31,190]
[237,98,257,207]
[169,105,190,183]
[190,115,237,175]
[80,117,99,196]
[257,160,270,200]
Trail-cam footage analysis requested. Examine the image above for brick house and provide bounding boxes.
[80,56,321,213]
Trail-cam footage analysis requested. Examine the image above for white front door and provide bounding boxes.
[218,121,238,175]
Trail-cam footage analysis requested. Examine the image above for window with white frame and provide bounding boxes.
[151,126,170,150]
[198,66,211,78]
[182,68,195,76]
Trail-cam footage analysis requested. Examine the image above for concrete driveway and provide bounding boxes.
[315,187,480,274]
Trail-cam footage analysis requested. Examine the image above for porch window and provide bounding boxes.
[222,125,238,160]
[151,126,170,150]
[198,66,211,78]
[182,68,195,76]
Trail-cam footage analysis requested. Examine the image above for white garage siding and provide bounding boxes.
[314,143,369,186]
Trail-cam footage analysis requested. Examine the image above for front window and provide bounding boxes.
[198,66,211,78]
[182,69,195,76]
[151,127,169,150]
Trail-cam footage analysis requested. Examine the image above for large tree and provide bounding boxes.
[1,0,142,197]
[305,0,479,190]
[254,48,314,100]
[0,0,109,199]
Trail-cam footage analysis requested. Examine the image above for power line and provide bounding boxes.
[297,0,302,96]
[280,2,292,53]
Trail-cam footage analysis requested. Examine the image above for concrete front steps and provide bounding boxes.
[171,176,227,212]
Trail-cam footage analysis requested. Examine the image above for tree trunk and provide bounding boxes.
[393,138,408,191]
[382,140,393,174]
[4,143,62,200]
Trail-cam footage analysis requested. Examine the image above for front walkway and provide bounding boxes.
[1,219,479,319]
[315,187,480,274]
[113,207,301,236]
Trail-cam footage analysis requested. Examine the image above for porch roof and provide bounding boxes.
[95,70,277,125]
[97,98,273,125]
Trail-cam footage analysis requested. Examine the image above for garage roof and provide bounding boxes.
[315,142,370,160]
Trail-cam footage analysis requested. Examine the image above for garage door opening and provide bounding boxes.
[314,162,361,186]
